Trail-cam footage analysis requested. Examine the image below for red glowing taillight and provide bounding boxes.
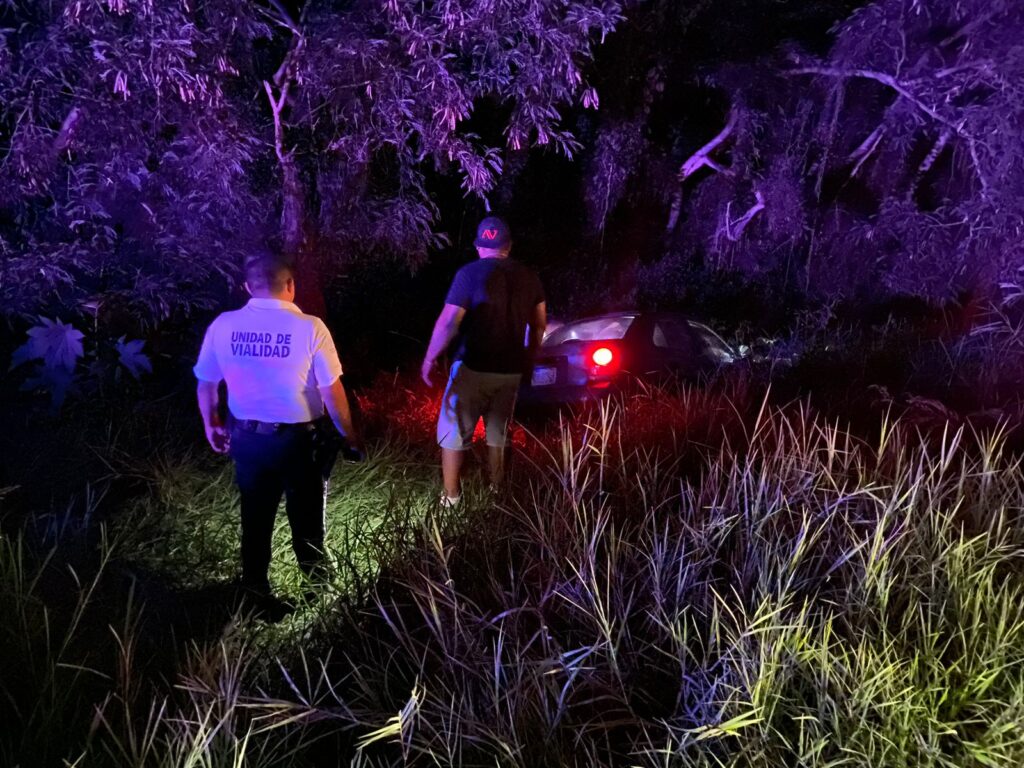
[592,347,614,367]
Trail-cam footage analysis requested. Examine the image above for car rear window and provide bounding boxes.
[544,316,636,347]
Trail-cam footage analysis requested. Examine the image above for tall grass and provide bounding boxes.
[0,516,349,767]
[4,381,1024,766]
[295,397,1024,767]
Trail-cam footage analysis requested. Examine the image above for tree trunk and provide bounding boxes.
[280,156,304,255]
[262,1,326,317]
[264,73,326,319]
[281,156,327,319]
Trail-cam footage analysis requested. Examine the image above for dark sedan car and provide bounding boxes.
[521,311,738,404]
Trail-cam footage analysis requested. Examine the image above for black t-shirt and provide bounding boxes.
[445,258,545,375]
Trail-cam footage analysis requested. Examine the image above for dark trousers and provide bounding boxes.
[229,424,335,590]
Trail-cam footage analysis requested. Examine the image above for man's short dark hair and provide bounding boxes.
[245,253,294,293]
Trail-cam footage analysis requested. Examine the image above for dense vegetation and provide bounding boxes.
[4,377,1024,766]
[3,0,1022,331]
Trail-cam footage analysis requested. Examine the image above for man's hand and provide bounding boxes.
[205,423,230,454]
[320,377,364,458]
[421,356,436,387]
[422,304,465,387]
[197,379,229,454]
[341,435,368,463]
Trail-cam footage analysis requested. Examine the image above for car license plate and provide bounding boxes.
[531,366,557,386]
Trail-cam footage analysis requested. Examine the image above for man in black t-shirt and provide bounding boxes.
[421,216,547,505]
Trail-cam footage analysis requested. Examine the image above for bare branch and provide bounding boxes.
[263,0,300,33]
[678,109,738,181]
[665,109,738,235]
[786,66,990,195]
[939,8,1005,48]
[721,190,766,242]
[263,80,290,162]
[273,36,306,87]
[847,125,885,177]
[919,129,952,176]
[787,67,951,126]
[847,125,885,163]
[266,0,309,85]
[904,128,952,201]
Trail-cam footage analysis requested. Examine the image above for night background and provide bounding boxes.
[3,0,1024,765]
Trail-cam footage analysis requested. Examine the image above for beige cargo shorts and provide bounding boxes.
[437,361,522,450]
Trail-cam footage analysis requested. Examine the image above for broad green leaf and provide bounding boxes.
[115,337,152,380]
[17,318,85,372]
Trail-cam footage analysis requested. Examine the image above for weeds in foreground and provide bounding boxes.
[3,386,1024,766]
[296,401,1024,767]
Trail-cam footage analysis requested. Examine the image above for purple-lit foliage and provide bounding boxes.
[4,0,1021,327]
[0,0,622,326]
[269,0,622,268]
[592,0,1024,304]
[9,316,151,406]
[0,0,272,324]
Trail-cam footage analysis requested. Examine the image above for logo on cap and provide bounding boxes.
[474,216,510,248]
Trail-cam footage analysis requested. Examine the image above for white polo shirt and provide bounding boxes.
[193,298,344,423]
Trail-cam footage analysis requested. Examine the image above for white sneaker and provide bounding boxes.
[439,492,461,508]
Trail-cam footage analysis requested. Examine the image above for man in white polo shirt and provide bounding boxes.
[193,252,362,598]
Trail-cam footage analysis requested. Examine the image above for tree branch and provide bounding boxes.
[261,0,300,33]
[263,80,290,162]
[260,1,312,257]
[919,129,952,176]
[905,128,952,201]
[939,8,1004,48]
[787,67,951,126]
[721,190,765,242]
[678,108,737,181]
[847,124,885,177]
[665,109,738,235]
[53,107,82,155]
[847,125,885,163]
[786,66,990,195]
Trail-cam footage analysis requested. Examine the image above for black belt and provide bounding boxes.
[233,419,318,435]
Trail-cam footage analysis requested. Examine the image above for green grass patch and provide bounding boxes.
[3,379,1024,766]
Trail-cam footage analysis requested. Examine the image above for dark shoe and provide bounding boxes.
[235,581,294,621]
[234,579,269,608]
[256,594,296,622]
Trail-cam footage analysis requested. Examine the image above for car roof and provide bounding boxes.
[557,310,693,323]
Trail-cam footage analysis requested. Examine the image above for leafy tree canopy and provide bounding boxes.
[3,0,1022,332]
[580,0,1024,307]
[0,0,622,327]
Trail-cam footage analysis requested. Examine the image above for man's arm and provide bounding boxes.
[196,379,229,454]
[421,303,466,385]
[319,378,360,445]
[526,301,548,373]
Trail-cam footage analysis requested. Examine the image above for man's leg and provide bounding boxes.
[487,444,507,489]
[441,447,466,499]
[284,430,329,582]
[436,362,478,501]
[232,430,284,593]
[483,375,522,491]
